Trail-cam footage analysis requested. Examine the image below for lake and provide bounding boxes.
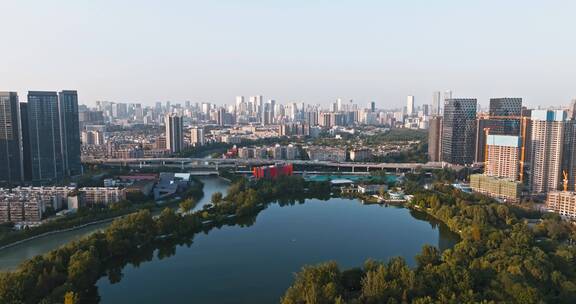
[96,192,458,303]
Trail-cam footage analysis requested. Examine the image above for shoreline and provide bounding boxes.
[0,176,227,254]
[0,216,122,252]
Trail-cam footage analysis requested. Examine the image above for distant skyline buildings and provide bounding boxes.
[406,96,415,116]
[432,91,441,116]
[3,1,576,110]
[3,88,576,114]
[165,114,184,153]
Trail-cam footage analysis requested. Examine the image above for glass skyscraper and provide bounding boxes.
[0,92,23,184]
[441,98,478,165]
[26,91,65,182]
[59,90,82,176]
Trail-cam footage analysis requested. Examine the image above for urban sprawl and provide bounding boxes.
[1,90,576,228]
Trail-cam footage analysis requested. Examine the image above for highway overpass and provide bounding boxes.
[83,157,457,173]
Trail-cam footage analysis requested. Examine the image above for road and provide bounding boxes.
[83,157,459,172]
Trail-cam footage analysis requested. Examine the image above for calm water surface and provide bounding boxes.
[97,195,458,303]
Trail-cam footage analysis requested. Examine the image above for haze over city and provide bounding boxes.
[4,1,576,303]
[2,0,576,107]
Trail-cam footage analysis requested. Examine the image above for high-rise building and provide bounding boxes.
[0,92,23,184]
[432,91,441,115]
[370,101,375,112]
[26,91,65,182]
[443,90,453,101]
[199,102,209,115]
[428,116,442,162]
[441,98,477,165]
[165,114,184,153]
[484,135,521,179]
[19,103,31,181]
[489,98,522,117]
[58,90,82,176]
[569,99,576,120]
[305,111,319,126]
[474,98,523,163]
[81,130,104,146]
[528,110,569,194]
[475,119,522,163]
[406,96,415,116]
[563,120,576,192]
[269,99,276,123]
[217,108,226,126]
[261,100,274,126]
[191,127,205,147]
[422,104,430,116]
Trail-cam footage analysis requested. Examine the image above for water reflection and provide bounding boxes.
[97,197,459,304]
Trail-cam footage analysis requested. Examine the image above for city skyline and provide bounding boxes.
[2,1,576,107]
[2,2,576,303]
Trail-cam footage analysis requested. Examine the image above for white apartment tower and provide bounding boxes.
[432,91,441,115]
[406,95,415,116]
[529,110,569,194]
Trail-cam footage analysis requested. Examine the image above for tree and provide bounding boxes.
[157,208,179,235]
[471,224,482,242]
[67,247,101,288]
[379,187,388,199]
[179,198,196,214]
[415,245,441,268]
[281,262,343,304]
[211,192,223,205]
[64,291,80,304]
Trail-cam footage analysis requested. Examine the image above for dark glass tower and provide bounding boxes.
[0,92,23,184]
[489,98,522,117]
[19,102,32,181]
[441,98,477,165]
[26,91,64,182]
[59,90,82,176]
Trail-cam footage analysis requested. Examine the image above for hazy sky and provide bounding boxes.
[2,0,576,109]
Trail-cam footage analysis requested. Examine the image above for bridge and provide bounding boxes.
[83,157,457,173]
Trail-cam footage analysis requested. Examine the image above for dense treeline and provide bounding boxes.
[362,129,428,145]
[372,142,428,163]
[282,184,576,304]
[0,176,331,303]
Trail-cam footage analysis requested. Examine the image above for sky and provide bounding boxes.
[1,0,576,109]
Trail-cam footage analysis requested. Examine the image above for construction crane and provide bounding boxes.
[484,127,490,174]
[519,117,529,183]
[563,170,569,192]
[478,115,530,182]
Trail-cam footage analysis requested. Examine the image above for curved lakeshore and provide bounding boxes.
[0,217,119,252]
[0,176,229,270]
[97,198,457,303]
[1,176,574,303]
